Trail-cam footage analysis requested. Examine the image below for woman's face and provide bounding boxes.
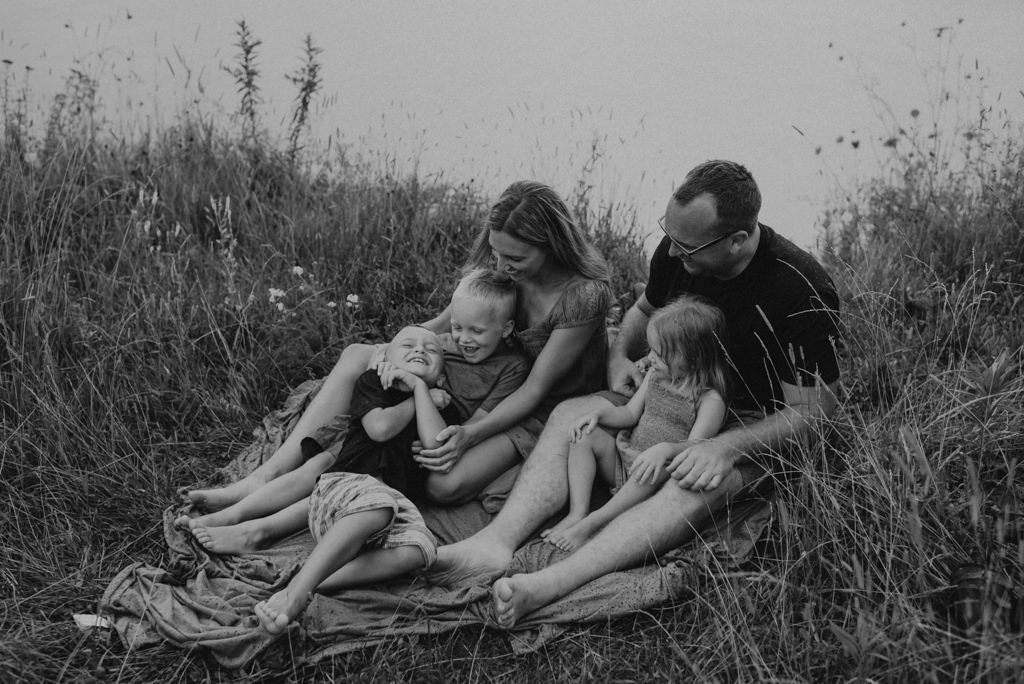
[488,230,549,282]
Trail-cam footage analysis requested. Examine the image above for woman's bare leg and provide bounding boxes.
[424,434,520,505]
[179,451,335,529]
[192,498,310,555]
[186,344,374,511]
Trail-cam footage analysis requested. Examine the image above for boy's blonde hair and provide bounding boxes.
[453,268,517,322]
[648,295,730,402]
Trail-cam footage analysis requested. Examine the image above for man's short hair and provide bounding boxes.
[673,160,761,235]
[453,268,517,320]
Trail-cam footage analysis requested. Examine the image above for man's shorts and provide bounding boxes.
[309,472,438,568]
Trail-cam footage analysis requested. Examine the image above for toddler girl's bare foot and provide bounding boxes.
[539,513,584,542]
[544,523,591,552]
[254,588,311,634]
[192,521,267,555]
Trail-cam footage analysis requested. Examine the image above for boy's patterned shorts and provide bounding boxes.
[309,472,438,568]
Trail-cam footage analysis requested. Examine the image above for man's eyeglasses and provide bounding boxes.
[658,215,732,260]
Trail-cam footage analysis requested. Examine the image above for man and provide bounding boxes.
[430,160,841,628]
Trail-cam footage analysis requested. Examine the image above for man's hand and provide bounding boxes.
[667,439,738,492]
[607,355,644,397]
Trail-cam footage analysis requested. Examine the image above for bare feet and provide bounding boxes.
[254,587,311,634]
[192,521,269,555]
[492,574,552,629]
[539,513,584,542]
[544,522,592,552]
[186,481,253,512]
[426,537,512,587]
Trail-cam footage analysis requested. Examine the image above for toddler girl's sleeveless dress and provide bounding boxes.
[613,375,697,489]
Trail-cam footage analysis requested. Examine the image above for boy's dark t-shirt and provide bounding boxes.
[325,370,460,499]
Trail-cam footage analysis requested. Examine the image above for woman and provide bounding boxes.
[187,180,611,510]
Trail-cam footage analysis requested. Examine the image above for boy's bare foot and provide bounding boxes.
[192,521,268,555]
[539,513,584,542]
[544,523,591,552]
[254,587,311,634]
[426,537,512,587]
[492,574,553,629]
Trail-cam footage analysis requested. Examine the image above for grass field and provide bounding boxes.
[2,41,1022,682]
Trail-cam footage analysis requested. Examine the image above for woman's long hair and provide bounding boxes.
[648,294,731,404]
[465,181,610,283]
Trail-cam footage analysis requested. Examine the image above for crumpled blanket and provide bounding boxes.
[100,379,773,669]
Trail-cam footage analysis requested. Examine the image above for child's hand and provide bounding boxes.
[569,412,601,443]
[629,446,670,486]
[379,364,418,392]
[429,388,451,409]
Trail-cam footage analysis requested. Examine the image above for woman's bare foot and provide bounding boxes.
[544,522,592,552]
[492,574,554,629]
[192,521,269,555]
[426,537,513,587]
[186,480,255,512]
[539,512,584,542]
[254,587,311,634]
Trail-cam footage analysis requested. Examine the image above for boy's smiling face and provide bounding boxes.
[449,295,514,364]
[385,326,445,385]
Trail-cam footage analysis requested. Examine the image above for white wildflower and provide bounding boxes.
[345,294,360,308]
[327,301,337,308]
[291,265,304,276]
[268,287,286,302]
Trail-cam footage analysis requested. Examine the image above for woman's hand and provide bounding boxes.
[569,411,601,443]
[415,424,477,473]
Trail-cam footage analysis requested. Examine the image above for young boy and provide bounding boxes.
[175,270,526,631]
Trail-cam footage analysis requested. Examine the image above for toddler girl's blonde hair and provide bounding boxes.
[648,294,730,403]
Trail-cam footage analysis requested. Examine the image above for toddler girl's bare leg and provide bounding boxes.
[317,546,425,592]
[543,429,618,548]
[552,462,670,552]
[193,498,310,555]
[424,434,520,505]
[254,507,392,634]
[187,344,374,510]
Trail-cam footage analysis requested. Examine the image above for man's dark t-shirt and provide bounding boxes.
[645,224,841,416]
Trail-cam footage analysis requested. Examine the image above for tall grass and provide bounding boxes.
[2,25,1021,683]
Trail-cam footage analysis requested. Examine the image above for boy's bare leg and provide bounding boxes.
[317,546,425,592]
[429,395,614,586]
[541,428,616,542]
[424,434,520,505]
[254,507,392,634]
[177,451,334,530]
[492,468,742,628]
[187,344,373,511]
[193,498,310,555]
